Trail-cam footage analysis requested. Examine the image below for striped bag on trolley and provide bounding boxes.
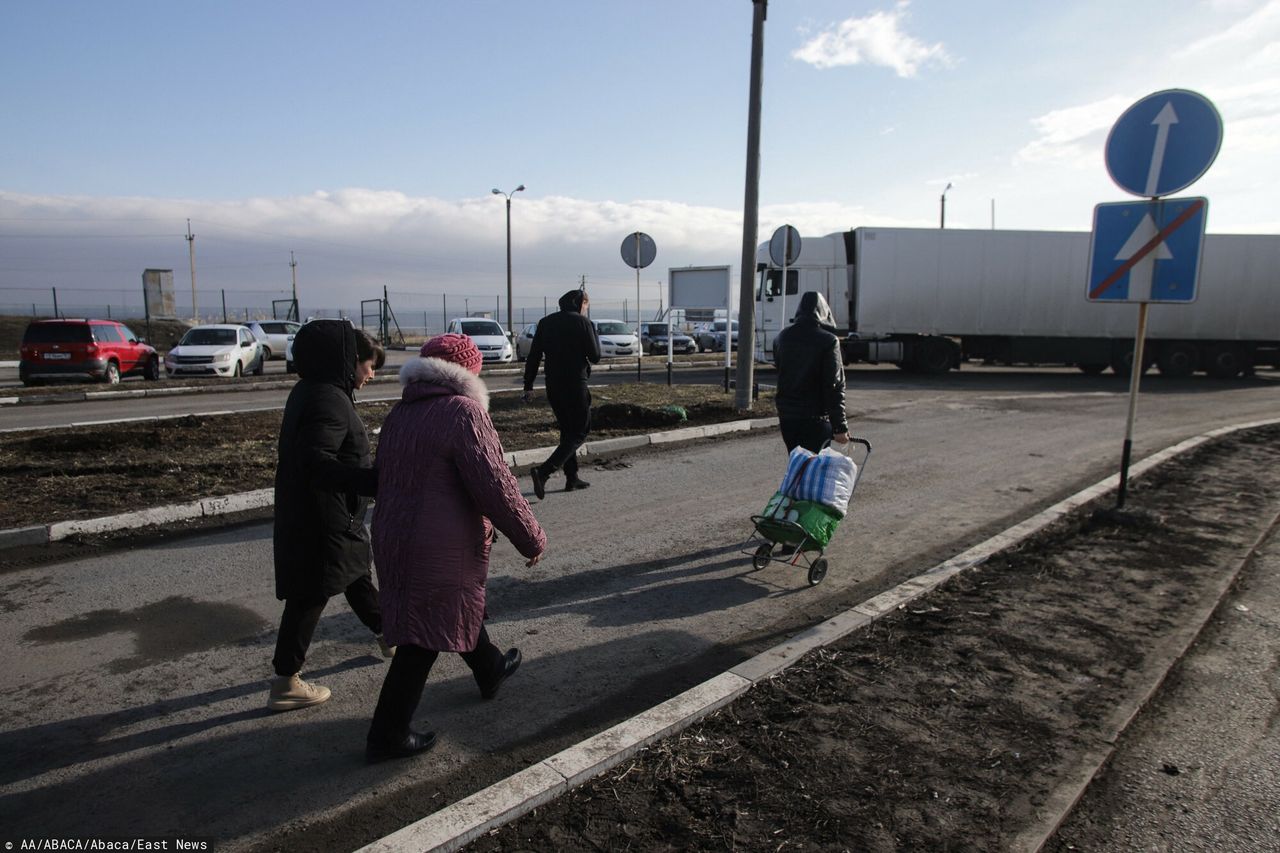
[777,445,858,517]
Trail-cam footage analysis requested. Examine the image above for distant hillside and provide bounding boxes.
[0,315,193,358]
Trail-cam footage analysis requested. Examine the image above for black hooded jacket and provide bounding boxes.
[522,290,601,393]
[273,319,378,600]
[773,292,848,434]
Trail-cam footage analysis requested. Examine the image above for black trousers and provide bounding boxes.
[780,417,832,455]
[367,627,504,741]
[271,573,383,677]
[538,384,592,480]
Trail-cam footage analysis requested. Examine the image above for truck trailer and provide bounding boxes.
[754,227,1280,377]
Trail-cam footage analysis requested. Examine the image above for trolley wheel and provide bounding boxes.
[752,543,773,570]
[807,558,829,586]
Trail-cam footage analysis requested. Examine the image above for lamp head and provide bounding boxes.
[491,188,502,195]
[515,184,526,193]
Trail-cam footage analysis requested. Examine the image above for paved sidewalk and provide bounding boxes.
[1048,523,1280,852]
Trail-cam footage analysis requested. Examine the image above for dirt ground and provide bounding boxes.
[0,383,773,529]
[464,424,1280,852]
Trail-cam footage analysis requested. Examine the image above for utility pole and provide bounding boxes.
[289,250,299,319]
[185,219,198,322]
[734,0,767,410]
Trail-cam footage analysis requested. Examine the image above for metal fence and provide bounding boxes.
[1,286,708,338]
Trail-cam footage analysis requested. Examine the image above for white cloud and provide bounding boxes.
[0,188,934,314]
[1017,1,1280,173]
[1014,96,1134,168]
[791,1,951,77]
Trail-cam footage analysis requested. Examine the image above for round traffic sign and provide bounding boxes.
[1105,89,1222,198]
[769,225,801,267]
[620,232,657,269]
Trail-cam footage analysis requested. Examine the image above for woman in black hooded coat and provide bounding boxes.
[269,319,387,711]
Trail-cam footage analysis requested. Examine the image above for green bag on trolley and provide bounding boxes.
[755,492,843,549]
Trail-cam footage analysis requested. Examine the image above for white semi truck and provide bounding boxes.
[754,227,1280,377]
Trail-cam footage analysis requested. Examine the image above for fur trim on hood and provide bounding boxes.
[399,356,490,410]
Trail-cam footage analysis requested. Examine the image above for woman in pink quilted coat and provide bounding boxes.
[365,333,546,762]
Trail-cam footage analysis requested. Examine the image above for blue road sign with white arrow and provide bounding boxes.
[1105,89,1222,198]
[1087,197,1208,303]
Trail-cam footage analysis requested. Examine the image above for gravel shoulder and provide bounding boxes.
[463,424,1280,852]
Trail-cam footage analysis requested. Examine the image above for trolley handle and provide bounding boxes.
[825,436,872,466]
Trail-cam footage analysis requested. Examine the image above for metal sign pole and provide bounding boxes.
[780,231,789,344]
[1116,301,1150,508]
[724,270,733,392]
[636,234,643,382]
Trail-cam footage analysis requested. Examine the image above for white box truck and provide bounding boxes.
[754,227,1280,377]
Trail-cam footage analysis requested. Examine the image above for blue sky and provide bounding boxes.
[2,0,1277,319]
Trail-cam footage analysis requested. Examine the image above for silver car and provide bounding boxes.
[696,320,739,352]
[515,322,539,361]
[244,320,301,361]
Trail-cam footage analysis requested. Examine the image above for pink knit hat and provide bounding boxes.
[420,333,483,375]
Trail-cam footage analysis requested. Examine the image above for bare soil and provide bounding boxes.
[0,383,773,530]
[463,424,1280,852]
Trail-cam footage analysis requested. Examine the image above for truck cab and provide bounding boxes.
[754,233,852,357]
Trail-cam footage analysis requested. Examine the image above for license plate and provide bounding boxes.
[44,352,71,360]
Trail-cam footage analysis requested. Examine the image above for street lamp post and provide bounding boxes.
[492,184,525,339]
[940,182,953,229]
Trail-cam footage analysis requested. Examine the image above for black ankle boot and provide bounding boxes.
[365,729,438,763]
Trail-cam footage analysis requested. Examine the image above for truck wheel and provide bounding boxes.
[914,338,955,374]
[1156,343,1197,378]
[1109,348,1150,378]
[1204,345,1247,379]
[1077,363,1107,376]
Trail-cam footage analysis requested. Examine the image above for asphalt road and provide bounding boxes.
[0,369,1277,850]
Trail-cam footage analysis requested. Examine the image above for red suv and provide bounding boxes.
[19,319,161,386]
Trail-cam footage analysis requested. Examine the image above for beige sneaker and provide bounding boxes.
[267,673,331,712]
[376,635,396,658]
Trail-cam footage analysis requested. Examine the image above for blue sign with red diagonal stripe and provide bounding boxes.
[1087,197,1207,303]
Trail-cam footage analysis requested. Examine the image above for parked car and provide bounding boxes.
[640,321,697,355]
[445,317,514,364]
[165,324,266,378]
[243,320,301,361]
[515,322,539,361]
[696,320,739,352]
[19,318,160,386]
[592,319,641,358]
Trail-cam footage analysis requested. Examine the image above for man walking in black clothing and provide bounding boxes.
[522,289,601,499]
[773,291,849,453]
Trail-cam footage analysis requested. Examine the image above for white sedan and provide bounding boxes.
[592,319,641,358]
[165,324,266,378]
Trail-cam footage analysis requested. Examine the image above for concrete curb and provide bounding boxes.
[0,419,779,551]
[353,416,1280,853]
